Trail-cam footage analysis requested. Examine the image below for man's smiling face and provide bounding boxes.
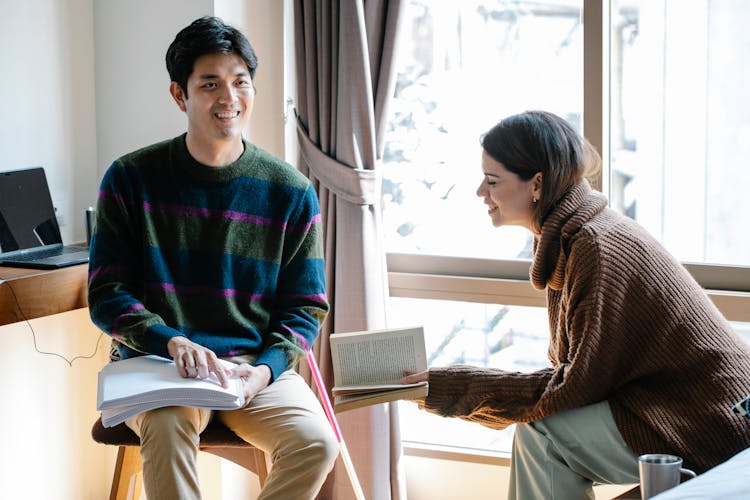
[171,52,255,146]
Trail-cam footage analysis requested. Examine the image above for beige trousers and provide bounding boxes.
[126,366,338,500]
[508,400,640,500]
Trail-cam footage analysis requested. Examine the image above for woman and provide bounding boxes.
[401,110,750,499]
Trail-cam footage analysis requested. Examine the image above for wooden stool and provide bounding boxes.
[91,416,270,500]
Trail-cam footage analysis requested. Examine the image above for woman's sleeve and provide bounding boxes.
[422,235,636,429]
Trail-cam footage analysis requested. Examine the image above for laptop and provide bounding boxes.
[0,167,90,269]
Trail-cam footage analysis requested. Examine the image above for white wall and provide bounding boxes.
[0,309,114,499]
[93,0,214,179]
[0,0,98,243]
[93,0,287,175]
[217,0,287,158]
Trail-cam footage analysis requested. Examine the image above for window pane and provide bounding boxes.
[383,0,583,259]
[733,321,750,346]
[389,297,550,453]
[391,306,749,454]
[610,0,750,266]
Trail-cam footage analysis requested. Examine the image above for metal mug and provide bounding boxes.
[638,454,696,499]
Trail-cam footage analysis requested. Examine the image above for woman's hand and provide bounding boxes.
[400,370,429,403]
[400,370,429,385]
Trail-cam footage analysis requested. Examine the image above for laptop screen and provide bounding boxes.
[0,167,63,254]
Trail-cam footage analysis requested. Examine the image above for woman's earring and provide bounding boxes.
[532,196,538,203]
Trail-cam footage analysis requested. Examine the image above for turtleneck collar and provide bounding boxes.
[529,180,608,290]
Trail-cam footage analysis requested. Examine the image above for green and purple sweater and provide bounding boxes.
[88,134,328,381]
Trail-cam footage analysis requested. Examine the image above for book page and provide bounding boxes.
[97,355,241,409]
[330,326,427,389]
[97,355,244,427]
[334,383,428,413]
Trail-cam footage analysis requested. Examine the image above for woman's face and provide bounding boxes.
[476,150,540,231]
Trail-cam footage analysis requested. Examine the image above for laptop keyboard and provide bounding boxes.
[4,246,87,262]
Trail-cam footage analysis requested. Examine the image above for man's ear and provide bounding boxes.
[169,82,187,112]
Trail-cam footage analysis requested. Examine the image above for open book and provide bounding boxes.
[97,354,244,427]
[330,326,428,412]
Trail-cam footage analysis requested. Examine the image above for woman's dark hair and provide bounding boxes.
[165,16,258,97]
[480,110,601,232]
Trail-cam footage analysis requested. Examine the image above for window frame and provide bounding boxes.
[388,253,750,322]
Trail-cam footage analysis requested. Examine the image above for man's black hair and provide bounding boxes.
[165,16,258,97]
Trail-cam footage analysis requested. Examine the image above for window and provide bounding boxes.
[384,0,581,456]
[389,297,549,454]
[383,0,750,457]
[609,0,750,266]
[383,0,583,260]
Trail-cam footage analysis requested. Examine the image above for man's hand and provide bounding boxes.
[167,336,232,388]
[229,363,272,406]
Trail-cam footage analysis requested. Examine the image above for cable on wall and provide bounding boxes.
[1,278,104,367]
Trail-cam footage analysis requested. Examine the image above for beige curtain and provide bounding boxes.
[293,1,405,499]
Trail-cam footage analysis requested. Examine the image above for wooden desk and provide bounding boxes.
[0,264,88,325]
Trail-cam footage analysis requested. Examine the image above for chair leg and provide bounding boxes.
[131,472,143,500]
[110,446,143,500]
[253,448,271,488]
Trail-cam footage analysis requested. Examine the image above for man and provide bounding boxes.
[88,16,338,499]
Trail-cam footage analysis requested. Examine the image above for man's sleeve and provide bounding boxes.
[254,182,329,381]
[87,163,180,358]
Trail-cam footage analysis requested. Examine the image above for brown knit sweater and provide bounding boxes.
[423,181,750,472]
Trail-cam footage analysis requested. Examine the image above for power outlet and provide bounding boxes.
[55,206,66,227]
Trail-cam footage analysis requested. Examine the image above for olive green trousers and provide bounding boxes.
[508,400,640,500]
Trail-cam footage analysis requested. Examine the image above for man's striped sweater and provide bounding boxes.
[88,134,328,380]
